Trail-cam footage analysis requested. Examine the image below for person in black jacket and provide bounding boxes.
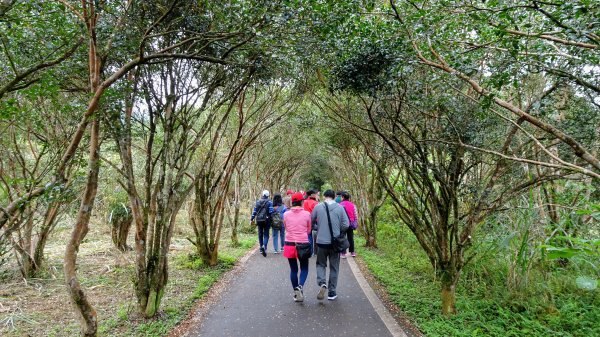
[251,190,275,257]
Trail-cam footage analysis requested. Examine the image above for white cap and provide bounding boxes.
[262,190,270,197]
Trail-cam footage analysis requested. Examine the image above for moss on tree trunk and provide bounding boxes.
[440,268,459,315]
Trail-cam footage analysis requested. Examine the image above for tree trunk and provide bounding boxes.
[231,169,241,246]
[441,282,457,315]
[231,204,240,246]
[365,206,379,248]
[439,267,459,316]
[31,202,61,276]
[141,251,168,317]
[110,207,132,252]
[13,211,35,278]
[64,118,100,337]
[111,218,132,251]
[192,189,223,267]
[11,200,61,278]
[137,209,174,317]
[195,216,220,267]
[198,244,219,267]
[136,188,184,317]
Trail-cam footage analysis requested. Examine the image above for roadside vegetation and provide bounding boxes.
[0,216,255,336]
[358,201,600,337]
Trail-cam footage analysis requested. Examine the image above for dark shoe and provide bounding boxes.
[327,291,337,300]
[317,284,327,300]
[260,246,266,257]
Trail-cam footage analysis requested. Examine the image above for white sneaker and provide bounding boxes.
[317,284,327,300]
[294,286,304,302]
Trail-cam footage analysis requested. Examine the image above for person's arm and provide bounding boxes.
[311,205,318,231]
[250,201,257,221]
[340,208,350,233]
[268,201,275,214]
[306,213,312,234]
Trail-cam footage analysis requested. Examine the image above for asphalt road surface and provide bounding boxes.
[190,249,400,337]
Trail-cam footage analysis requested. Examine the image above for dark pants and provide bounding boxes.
[316,245,340,293]
[346,228,355,253]
[257,222,270,249]
[288,256,309,289]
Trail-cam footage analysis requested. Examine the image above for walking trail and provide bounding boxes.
[182,247,410,337]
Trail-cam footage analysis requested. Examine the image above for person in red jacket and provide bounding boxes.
[303,190,319,213]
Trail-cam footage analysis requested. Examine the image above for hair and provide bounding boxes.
[306,189,316,196]
[341,191,351,200]
[336,191,343,196]
[273,194,283,206]
[323,189,335,199]
[292,200,302,207]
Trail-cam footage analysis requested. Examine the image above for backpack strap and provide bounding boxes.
[324,202,334,245]
[256,199,267,218]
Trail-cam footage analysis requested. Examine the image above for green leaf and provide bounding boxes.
[541,246,582,259]
[575,276,598,291]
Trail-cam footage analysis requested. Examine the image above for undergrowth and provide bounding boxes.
[95,235,254,336]
[357,222,600,337]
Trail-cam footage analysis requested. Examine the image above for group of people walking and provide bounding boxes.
[250,188,358,302]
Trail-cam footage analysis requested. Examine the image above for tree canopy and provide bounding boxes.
[0,1,598,336]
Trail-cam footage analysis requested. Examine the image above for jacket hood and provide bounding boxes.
[325,202,341,210]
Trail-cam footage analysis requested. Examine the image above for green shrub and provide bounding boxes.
[357,224,600,337]
[174,253,205,270]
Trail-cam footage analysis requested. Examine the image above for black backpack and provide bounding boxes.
[271,206,283,229]
[255,199,269,224]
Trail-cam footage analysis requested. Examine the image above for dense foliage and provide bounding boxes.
[359,202,600,337]
[0,0,598,336]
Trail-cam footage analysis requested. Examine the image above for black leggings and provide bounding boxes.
[347,228,355,253]
[288,257,309,289]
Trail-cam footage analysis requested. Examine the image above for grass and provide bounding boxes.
[0,217,255,337]
[129,261,233,336]
[357,222,600,337]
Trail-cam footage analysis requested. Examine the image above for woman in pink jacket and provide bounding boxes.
[283,192,312,302]
[340,191,358,258]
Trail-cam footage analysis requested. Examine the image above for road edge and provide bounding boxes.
[346,256,409,337]
[167,245,259,337]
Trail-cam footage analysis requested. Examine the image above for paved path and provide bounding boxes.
[190,249,406,337]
